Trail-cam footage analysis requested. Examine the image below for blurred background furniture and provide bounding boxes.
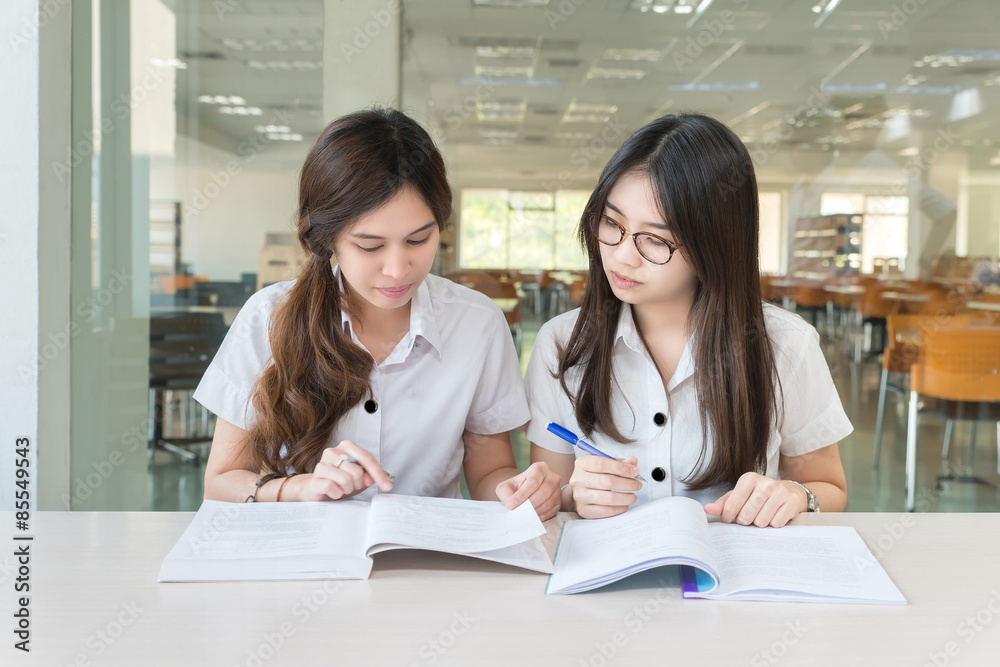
[148,312,226,462]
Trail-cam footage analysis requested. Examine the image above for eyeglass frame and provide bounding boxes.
[589,211,683,265]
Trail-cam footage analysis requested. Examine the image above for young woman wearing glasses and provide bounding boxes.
[195,108,561,519]
[524,114,850,527]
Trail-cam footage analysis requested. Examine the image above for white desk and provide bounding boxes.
[823,285,865,296]
[965,300,1000,313]
[4,512,1000,666]
[881,291,930,303]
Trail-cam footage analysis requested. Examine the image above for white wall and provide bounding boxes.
[170,134,304,282]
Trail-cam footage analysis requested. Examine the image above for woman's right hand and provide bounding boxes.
[291,440,394,501]
[567,455,642,519]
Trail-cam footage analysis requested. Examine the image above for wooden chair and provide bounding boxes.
[149,312,226,461]
[791,283,827,327]
[760,275,779,303]
[872,314,979,468]
[904,327,1000,510]
[540,270,569,319]
[852,281,901,362]
[919,288,967,316]
[567,277,586,309]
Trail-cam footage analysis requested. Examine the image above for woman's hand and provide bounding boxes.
[495,462,562,521]
[703,472,807,528]
[567,455,642,519]
[290,440,394,502]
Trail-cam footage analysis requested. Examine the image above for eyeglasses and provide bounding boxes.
[590,212,682,265]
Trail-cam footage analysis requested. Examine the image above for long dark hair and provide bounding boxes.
[247,108,451,475]
[557,113,780,490]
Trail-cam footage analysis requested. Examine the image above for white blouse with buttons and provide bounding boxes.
[193,271,529,501]
[524,302,854,506]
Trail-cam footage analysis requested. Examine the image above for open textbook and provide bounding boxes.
[158,494,553,582]
[546,496,906,604]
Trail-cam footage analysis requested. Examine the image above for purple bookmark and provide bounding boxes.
[679,565,698,598]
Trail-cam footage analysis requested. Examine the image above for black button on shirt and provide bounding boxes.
[364,399,378,414]
[651,467,667,482]
[653,412,667,426]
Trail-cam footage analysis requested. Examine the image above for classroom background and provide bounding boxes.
[4,0,1000,514]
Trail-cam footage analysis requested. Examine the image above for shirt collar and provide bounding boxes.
[613,302,696,391]
[332,265,443,358]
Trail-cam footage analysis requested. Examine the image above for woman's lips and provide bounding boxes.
[611,272,641,289]
[376,284,412,299]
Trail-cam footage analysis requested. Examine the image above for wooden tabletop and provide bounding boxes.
[4,511,1000,666]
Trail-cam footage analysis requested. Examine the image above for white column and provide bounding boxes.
[322,0,402,121]
[67,0,150,510]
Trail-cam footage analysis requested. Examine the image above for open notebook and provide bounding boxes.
[546,496,905,604]
[158,494,553,582]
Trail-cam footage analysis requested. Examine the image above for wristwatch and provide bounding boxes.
[787,480,820,512]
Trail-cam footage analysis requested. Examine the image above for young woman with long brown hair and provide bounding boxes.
[525,113,850,527]
[195,108,560,519]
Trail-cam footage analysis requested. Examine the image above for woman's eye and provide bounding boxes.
[407,235,432,246]
[646,237,668,248]
[357,245,381,253]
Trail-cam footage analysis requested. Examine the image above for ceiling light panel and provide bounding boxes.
[603,49,662,62]
[472,0,550,7]
[222,38,321,52]
[562,101,619,123]
[246,60,322,71]
[630,0,698,14]
[477,99,527,122]
[586,66,646,80]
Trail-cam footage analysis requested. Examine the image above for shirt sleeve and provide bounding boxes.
[192,292,276,431]
[523,319,576,454]
[463,308,530,435]
[777,326,854,457]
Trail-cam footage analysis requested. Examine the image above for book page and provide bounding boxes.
[547,496,720,594]
[365,494,546,554]
[705,524,905,603]
[164,499,369,561]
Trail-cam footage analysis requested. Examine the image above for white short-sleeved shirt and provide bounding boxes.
[193,271,529,501]
[525,302,853,506]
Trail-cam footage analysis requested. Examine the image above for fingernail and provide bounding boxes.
[631,467,639,476]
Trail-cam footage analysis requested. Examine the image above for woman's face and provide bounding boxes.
[334,186,440,313]
[597,171,698,310]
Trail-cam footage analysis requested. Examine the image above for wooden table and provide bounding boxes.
[4,511,1000,665]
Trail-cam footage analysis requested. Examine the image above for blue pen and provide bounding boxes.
[546,422,647,483]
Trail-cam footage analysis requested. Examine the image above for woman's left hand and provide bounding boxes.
[495,462,562,522]
[703,472,808,528]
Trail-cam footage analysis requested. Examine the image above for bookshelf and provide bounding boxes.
[790,213,862,280]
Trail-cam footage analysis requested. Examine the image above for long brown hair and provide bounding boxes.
[247,108,451,475]
[558,113,780,490]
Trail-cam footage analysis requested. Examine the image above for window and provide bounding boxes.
[758,192,782,274]
[460,189,589,269]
